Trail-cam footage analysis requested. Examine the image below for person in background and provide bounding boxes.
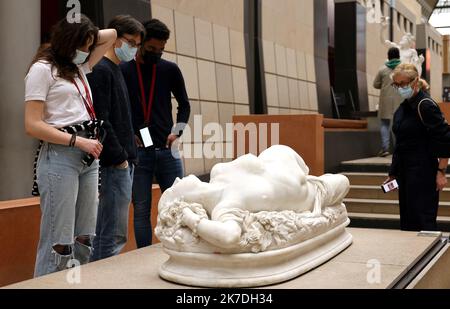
[87,15,144,260]
[373,47,403,157]
[386,63,448,231]
[120,19,191,248]
[25,15,116,277]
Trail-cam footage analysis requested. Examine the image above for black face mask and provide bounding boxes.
[143,51,163,64]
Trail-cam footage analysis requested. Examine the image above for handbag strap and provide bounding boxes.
[417,98,439,126]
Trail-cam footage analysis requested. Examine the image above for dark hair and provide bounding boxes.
[29,14,98,81]
[107,15,145,40]
[142,19,170,42]
[388,47,400,60]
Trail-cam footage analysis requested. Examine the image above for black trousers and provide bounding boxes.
[397,153,439,231]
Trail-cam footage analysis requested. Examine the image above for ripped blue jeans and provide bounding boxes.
[34,142,99,277]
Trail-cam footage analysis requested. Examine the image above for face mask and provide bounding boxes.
[73,49,90,65]
[143,51,163,64]
[397,85,414,99]
[115,40,138,62]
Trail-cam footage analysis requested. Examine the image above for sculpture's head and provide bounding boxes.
[158,175,221,215]
[399,33,415,48]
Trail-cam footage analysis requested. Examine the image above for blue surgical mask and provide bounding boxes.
[115,40,138,62]
[397,85,414,99]
[73,49,90,65]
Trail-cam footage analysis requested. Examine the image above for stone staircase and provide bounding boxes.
[342,172,450,231]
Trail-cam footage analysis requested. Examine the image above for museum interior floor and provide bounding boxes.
[4,228,450,289]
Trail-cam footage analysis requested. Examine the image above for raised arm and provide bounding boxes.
[88,29,117,69]
[384,40,398,49]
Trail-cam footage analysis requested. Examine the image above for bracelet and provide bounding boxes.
[69,133,77,147]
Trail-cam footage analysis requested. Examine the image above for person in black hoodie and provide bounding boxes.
[121,19,190,248]
[87,15,144,260]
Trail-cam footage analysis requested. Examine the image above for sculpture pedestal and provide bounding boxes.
[160,221,352,288]
[5,228,449,289]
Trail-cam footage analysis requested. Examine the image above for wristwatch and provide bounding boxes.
[438,167,446,175]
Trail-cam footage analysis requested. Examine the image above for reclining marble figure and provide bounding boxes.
[155,145,352,287]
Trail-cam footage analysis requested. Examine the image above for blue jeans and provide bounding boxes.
[380,118,391,152]
[34,142,99,277]
[91,164,134,261]
[132,148,183,248]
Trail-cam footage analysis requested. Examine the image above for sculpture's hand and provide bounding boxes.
[182,207,201,231]
[419,54,424,63]
[384,40,394,47]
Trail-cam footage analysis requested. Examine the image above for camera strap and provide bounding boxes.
[31,120,104,196]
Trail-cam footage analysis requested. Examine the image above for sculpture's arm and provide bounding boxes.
[182,208,242,249]
[419,54,425,64]
[379,17,390,44]
[384,40,398,49]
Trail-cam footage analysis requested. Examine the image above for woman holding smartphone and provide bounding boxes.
[24,15,117,277]
[386,64,449,231]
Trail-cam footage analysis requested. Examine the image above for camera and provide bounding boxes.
[81,129,107,167]
[82,153,96,167]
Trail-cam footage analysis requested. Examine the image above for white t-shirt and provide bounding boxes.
[25,61,93,128]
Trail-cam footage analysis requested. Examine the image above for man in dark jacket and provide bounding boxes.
[87,15,144,260]
[121,19,190,248]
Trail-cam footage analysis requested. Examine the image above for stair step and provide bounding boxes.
[347,185,450,200]
[347,212,450,222]
[347,185,397,199]
[344,198,450,216]
[342,172,450,188]
[341,172,388,186]
[347,212,450,231]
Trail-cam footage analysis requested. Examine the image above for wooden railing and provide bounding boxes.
[233,114,325,175]
[0,186,161,287]
[322,118,368,131]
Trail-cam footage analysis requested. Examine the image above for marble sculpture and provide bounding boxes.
[155,145,352,287]
[385,33,425,76]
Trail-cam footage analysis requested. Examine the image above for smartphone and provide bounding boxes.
[381,179,399,193]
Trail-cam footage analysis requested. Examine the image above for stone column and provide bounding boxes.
[0,0,41,200]
[334,0,369,116]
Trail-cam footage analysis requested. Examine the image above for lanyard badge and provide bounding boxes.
[136,61,157,148]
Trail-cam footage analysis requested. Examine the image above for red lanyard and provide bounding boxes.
[136,61,157,125]
[73,75,96,120]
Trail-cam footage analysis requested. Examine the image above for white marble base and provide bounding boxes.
[159,219,353,288]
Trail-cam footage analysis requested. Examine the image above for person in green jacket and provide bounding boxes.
[373,47,403,157]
